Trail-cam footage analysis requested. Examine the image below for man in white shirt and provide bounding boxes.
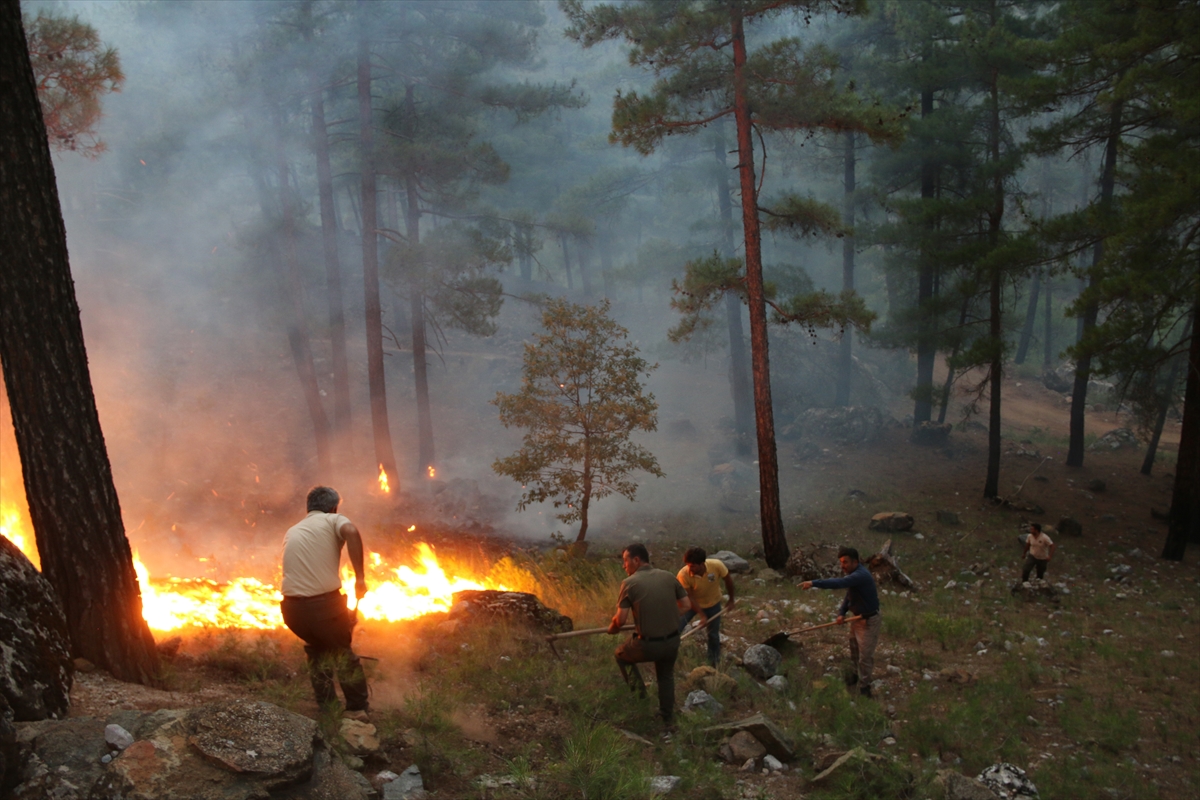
[1020,522,1056,583]
[281,486,369,716]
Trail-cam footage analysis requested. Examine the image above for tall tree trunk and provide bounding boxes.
[358,14,399,483]
[560,234,574,290]
[1067,100,1123,467]
[836,130,856,406]
[731,7,787,569]
[937,295,971,424]
[983,67,1004,500]
[1144,319,1193,476]
[577,447,591,544]
[914,85,937,425]
[1161,300,1199,560]
[1043,276,1053,368]
[0,0,159,682]
[274,108,332,477]
[404,174,435,478]
[1014,272,1041,365]
[715,130,754,456]
[578,238,593,296]
[599,226,615,298]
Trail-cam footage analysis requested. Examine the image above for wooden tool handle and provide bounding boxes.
[546,624,634,642]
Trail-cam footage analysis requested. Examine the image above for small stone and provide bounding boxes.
[765,675,788,693]
[763,754,783,771]
[740,758,756,772]
[105,723,135,751]
[383,764,426,800]
[101,753,113,764]
[649,775,682,794]
[887,665,902,676]
[1160,650,1175,657]
[882,737,896,746]
[73,657,97,673]
[682,690,724,715]
[345,755,364,770]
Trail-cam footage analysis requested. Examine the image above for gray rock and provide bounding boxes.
[757,568,784,582]
[0,536,73,721]
[383,764,426,800]
[1089,427,1139,451]
[765,675,788,693]
[682,690,723,716]
[977,763,1039,798]
[722,731,766,764]
[12,717,107,799]
[104,724,134,751]
[1041,366,1073,393]
[1057,517,1083,538]
[449,590,571,634]
[912,421,952,445]
[338,719,380,755]
[705,713,795,762]
[936,769,1002,800]
[711,551,750,574]
[937,510,961,526]
[742,645,783,680]
[795,406,885,444]
[763,754,784,771]
[290,745,372,800]
[784,543,842,580]
[649,775,682,794]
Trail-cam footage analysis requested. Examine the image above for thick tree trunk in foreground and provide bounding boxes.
[0,0,159,682]
[1068,101,1122,467]
[311,79,353,439]
[357,22,399,483]
[732,7,788,569]
[1162,305,1199,560]
[836,130,856,406]
[983,74,1004,500]
[715,131,753,456]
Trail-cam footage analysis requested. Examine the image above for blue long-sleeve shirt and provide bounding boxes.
[811,563,879,618]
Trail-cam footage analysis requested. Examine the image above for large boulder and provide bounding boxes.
[449,590,572,634]
[869,512,914,532]
[705,713,795,762]
[1089,427,1139,451]
[0,695,17,797]
[977,763,1039,799]
[794,406,886,445]
[12,716,109,800]
[741,645,782,681]
[710,551,750,574]
[91,700,318,800]
[1041,364,1074,393]
[0,536,72,721]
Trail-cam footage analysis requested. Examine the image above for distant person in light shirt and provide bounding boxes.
[280,486,370,719]
[1020,522,1056,583]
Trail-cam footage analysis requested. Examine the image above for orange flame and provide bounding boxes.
[427,466,436,478]
[407,524,416,532]
[0,501,39,570]
[132,541,530,631]
[378,464,390,494]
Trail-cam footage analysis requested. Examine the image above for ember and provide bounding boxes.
[377,464,390,494]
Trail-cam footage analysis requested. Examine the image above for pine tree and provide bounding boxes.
[564,0,896,568]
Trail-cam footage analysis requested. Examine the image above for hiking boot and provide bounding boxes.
[343,708,371,722]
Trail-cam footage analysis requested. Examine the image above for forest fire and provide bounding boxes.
[377,464,390,493]
[1,506,519,632]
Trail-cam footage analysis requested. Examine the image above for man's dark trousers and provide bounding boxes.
[281,590,368,711]
[615,633,679,723]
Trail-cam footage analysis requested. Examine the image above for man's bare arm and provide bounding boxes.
[608,605,631,634]
[342,523,368,599]
[723,574,736,607]
[677,595,694,614]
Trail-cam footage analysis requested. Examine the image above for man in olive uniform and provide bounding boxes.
[608,543,693,725]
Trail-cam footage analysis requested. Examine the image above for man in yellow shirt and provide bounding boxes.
[676,547,736,667]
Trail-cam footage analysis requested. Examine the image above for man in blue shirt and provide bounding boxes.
[801,546,881,698]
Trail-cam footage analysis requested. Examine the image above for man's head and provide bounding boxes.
[684,546,707,576]
[621,543,650,576]
[1029,522,1042,535]
[837,545,860,575]
[306,486,340,514]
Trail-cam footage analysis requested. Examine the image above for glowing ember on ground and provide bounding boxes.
[0,501,39,569]
[377,464,390,493]
[133,541,520,632]
[427,465,436,478]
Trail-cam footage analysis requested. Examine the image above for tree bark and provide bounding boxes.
[715,130,754,456]
[357,13,399,483]
[1161,301,1199,560]
[914,85,937,425]
[401,83,435,479]
[731,7,788,569]
[0,0,159,682]
[1144,318,1193,476]
[274,107,332,477]
[1043,276,1053,368]
[311,76,352,439]
[836,130,856,406]
[937,296,971,424]
[1068,100,1123,467]
[1014,272,1041,365]
[983,67,1004,500]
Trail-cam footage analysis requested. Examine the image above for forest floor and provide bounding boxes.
[67,369,1198,800]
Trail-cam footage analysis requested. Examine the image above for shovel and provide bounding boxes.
[762,615,862,649]
[545,624,635,659]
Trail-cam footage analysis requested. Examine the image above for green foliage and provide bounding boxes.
[556,722,650,800]
[23,9,124,157]
[493,299,663,540]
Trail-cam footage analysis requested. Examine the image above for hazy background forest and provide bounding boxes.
[2,0,1193,582]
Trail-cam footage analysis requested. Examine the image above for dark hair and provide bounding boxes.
[837,546,860,562]
[306,486,340,514]
[684,546,707,565]
[623,543,650,563]
[1030,522,1042,533]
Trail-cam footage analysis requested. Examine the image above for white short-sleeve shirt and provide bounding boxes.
[281,511,352,597]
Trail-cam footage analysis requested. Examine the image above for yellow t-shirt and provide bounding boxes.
[676,558,730,609]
